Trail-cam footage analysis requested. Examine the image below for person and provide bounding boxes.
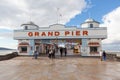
[45,45,47,54]
[46,46,49,55]
[60,48,63,57]
[99,50,103,61]
[34,50,38,59]
[52,48,55,58]
[48,47,53,59]
[64,47,67,57]
[102,50,106,61]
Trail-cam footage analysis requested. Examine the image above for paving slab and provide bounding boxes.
[0,56,120,80]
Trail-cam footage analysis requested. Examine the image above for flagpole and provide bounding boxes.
[56,8,62,24]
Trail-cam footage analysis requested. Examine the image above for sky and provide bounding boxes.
[0,0,120,51]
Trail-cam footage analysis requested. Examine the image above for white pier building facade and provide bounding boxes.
[14,18,107,56]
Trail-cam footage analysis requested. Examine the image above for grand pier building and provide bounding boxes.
[14,18,107,56]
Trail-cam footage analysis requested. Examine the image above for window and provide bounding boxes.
[90,24,93,28]
[21,46,27,52]
[90,47,97,52]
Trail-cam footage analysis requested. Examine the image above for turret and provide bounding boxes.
[21,21,39,30]
[81,18,100,28]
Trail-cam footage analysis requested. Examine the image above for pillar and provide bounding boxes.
[29,39,35,55]
[81,39,88,56]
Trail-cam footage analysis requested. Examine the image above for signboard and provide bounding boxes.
[27,30,88,37]
[14,28,107,39]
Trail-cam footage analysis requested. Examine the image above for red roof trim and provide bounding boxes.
[88,42,99,45]
[19,42,29,45]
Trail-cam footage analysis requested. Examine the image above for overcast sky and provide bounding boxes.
[0,0,120,51]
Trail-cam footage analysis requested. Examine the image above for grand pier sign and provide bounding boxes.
[27,30,88,37]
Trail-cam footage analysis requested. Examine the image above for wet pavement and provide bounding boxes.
[0,56,120,80]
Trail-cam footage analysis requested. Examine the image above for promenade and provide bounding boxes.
[0,56,120,80]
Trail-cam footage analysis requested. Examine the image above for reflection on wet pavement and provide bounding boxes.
[0,57,120,80]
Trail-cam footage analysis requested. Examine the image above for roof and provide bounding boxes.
[19,42,29,45]
[21,21,39,27]
[81,18,100,25]
[85,18,95,22]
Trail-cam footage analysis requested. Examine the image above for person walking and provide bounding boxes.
[60,48,63,57]
[53,48,55,58]
[64,47,67,57]
[102,50,106,61]
[34,50,38,59]
[48,48,52,59]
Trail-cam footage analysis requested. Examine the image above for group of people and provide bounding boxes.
[33,49,106,60]
[33,47,67,59]
[60,47,67,57]
[48,47,55,59]
[48,47,67,59]
[99,50,107,61]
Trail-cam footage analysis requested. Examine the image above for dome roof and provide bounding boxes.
[85,18,95,22]
[83,18,99,24]
[81,18,100,24]
[21,21,39,27]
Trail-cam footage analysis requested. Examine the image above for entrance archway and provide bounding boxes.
[34,39,81,56]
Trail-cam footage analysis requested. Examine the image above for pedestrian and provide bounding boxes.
[45,45,47,54]
[64,47,67,57]
[60,48,63,57]
[99,50,103,61]
[102,50,106,61]
[52,48,55,58]
[34,50,38,59]
[48,47,53,59]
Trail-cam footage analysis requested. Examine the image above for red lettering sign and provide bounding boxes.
[28,32,33,37]
[35,32,39,36]
[83,31,88,35]
[27,30,88,37]
[65,31,70,36]
[48,32,53,36]
[55,31,60,36]
[41,32,46,36]
[72,31,74,36]
[76,31,80,36]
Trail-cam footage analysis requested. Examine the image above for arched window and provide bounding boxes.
[90,24,93,28]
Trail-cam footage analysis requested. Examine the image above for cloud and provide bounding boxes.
[0,0,28,29]
[0,39,18,49]
[0,0,87,30]
[0,0,88,49]
[0,32,13,39]
[101,7,120,44]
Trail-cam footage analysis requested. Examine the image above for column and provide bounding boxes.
[81,39,88,56]
[98,39,102,52]
[29,39,35,55]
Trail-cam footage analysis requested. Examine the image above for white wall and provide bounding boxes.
[81,22,99,28]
